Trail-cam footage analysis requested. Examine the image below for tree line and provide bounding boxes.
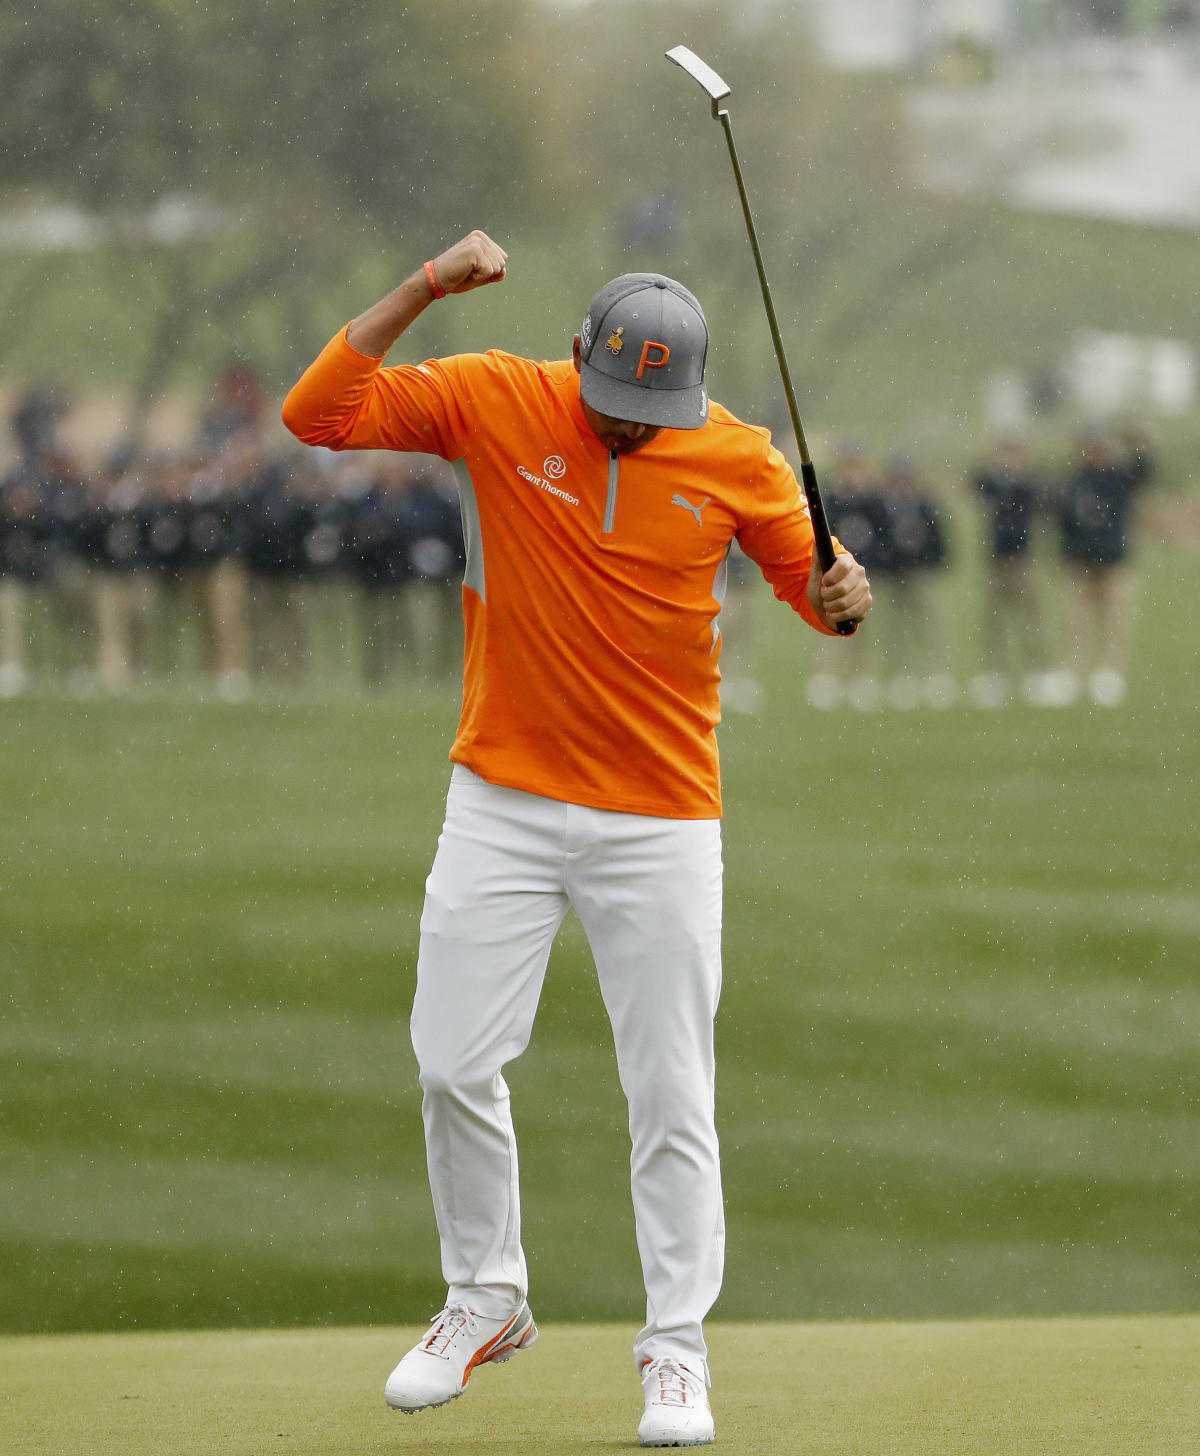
[2,1,1004,446]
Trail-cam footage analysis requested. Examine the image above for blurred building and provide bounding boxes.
[807,0,1010,73]
[807,0,1200,76]
[823,0,1200,229]
[802,0,1200,430]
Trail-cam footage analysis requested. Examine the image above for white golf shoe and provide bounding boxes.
[638,1357,715,1446]
[384,1301,538,1412]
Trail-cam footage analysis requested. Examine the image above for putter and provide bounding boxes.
[666,44,857,634]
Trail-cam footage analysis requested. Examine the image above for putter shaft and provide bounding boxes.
[667,44,854,627]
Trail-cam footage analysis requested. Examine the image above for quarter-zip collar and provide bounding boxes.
[603,452,620,535]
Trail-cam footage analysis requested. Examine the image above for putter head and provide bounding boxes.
[665,45,731,118]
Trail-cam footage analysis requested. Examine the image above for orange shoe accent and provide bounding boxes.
[463,1308,537,1383]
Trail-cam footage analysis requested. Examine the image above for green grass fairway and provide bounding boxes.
[1,541,1197,1335]
[4,1317,1197,1455]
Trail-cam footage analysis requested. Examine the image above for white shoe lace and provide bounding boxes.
[645,1357,701,1409]
[422,1303,479,1355]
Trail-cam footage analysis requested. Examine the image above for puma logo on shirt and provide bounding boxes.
[671,493,711,526]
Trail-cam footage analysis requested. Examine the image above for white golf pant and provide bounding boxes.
[411,765,725,1383]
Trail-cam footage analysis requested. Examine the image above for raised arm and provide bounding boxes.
[282,230,508,452]
[347,229,509,358]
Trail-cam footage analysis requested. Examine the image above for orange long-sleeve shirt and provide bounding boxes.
[282,326,839,819]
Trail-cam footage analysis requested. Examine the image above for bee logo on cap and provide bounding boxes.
[605,326,625,356]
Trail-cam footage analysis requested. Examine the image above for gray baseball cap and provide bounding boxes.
[578,274,709,430]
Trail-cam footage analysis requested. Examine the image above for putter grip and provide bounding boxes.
[801,462,857,637]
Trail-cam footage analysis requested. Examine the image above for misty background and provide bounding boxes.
[1,0,1198,483]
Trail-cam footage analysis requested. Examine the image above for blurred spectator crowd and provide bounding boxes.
[808,421,1155,711]
[0,374,1155,710]
[0,377,465,699]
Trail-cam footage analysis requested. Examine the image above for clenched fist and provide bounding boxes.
[429,230,508,295]
[346,230,510,357]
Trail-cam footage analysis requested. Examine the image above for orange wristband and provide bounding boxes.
[423,259,446,300]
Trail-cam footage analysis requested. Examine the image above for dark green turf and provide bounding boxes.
[1,548,1196,1334]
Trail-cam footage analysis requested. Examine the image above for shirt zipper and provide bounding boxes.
[602,453,619,534]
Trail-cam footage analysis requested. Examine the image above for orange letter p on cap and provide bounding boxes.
[636,340,671,378]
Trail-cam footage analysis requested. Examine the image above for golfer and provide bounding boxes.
[282,229,872,1447]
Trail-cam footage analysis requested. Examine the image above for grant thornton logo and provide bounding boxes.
[517,461,579,506]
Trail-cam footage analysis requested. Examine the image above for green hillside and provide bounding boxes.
[7,202,1200,476]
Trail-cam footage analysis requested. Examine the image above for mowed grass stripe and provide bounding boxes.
[3,1317,1197,1456]
[1,544,1197,1332]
